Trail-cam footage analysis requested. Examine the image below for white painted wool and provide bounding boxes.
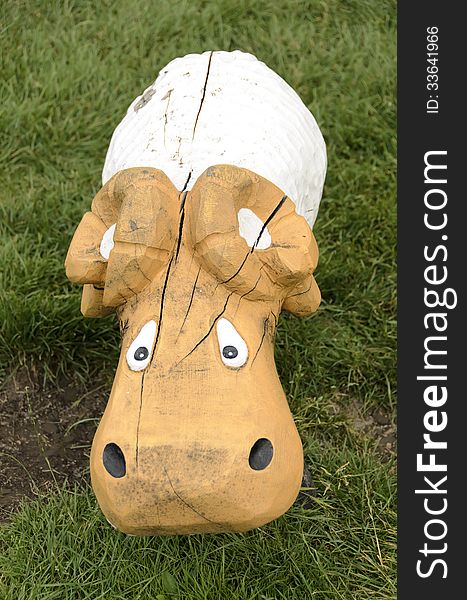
[103,51,327,228]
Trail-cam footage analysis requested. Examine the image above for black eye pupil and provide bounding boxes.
[222,345,238,359]
[134,346,149,361]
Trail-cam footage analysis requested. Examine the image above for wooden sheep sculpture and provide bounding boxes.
[65,50,327,535]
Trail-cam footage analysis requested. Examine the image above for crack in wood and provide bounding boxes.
[180,170,192,193]
[221,195,288,287]
[221,250,251,284]
[271,309,279,327]
[174,190,188,262]
[251,316,270,366]
[161,462,221,527]
[152,255,174,357]
[134,256,174,464]
[239,268,263,299]
[287,278,313,298]
[119,318,129,336]
[250,195,288,253]
[178,291,233,363]
[177,265,202,340]
[192,51,213,141]
[233,269,264,317]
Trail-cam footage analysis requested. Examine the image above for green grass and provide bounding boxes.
[0,438,395,599]
[0,0,396,598]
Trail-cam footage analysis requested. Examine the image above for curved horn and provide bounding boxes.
[187,165,320,315]
[65,167,179,316]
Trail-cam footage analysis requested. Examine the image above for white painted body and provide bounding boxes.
[103,51,326,228]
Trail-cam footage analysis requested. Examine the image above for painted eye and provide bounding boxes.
[134,347,149,361]
[216,318,248,368]
[126,320,157,371]
[222,345,238,359]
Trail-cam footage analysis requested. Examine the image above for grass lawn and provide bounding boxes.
[0,1,396,598]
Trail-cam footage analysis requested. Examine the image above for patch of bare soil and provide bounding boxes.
[0,366,108,521]
[341,399,397,458]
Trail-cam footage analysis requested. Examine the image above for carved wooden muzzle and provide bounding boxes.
[65,165,320,535]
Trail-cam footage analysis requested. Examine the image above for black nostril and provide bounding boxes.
[249,438,273,470]
[103,443,126,478]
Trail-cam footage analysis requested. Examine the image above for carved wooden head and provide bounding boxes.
[65,165,320,534]
[65,50,326,535]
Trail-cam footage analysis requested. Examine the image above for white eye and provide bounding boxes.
[216,318,248,368]
[126,320,157,371]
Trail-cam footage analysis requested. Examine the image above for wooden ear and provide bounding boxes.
[267,208,321,315]
[80,285,114,318]
[187,164,321,309]
[187,165,268,297]
[65,168,179,316]
[282,275,321,316]
[102,168,179,307]
[65,211,108,286]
